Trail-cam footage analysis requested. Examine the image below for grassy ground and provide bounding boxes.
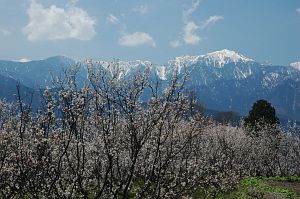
[192,176,300,199]
[2,176,299,198]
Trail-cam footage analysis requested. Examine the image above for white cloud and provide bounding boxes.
[107,14,119,25]
[171,1,223,47]
[119,32,156,47]
[297,8,300,13]
[201,15,224,29]
[183,0,200,22]
[170,0,201,46]
[23,0,96,41]
[183,21,201,45]
[133,4,149,15]
[0,29,11,36]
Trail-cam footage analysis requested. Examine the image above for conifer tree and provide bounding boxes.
[245,99,279,131]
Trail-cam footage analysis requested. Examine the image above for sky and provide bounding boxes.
[0,0,299,65]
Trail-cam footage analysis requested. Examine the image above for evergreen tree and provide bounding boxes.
[244,99,279,130]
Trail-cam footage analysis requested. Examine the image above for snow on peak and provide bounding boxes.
[88,59,154,79]
[174,55,201,67]
[203,49,254,67]
[290,62,300,71]
[170,49,254,69]
[14,58,32,63]
[167,55,200,73]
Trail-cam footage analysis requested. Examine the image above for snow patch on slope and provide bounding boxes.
[169,55,201,73]
[156,66,167,80]
[262,72,280,89]
[290,62,300,71]
[14,58,32,63]
[88,60,155,79]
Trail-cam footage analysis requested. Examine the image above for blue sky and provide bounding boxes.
[0,0,299,65]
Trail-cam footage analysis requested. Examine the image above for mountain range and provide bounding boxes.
[0,49,299,121]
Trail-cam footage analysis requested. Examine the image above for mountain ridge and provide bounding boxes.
[0,50,299,121]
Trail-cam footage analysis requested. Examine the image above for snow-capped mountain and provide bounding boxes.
[90,60,154,79]
[168,49,253,70]
[0,50,299,121]
[0,56,75,88]
[166,51,300,121]
[202,49,254,67]
[290,62,300,71]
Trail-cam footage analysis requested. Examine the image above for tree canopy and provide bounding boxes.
[244,99,279,130]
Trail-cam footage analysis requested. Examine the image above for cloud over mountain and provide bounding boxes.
[201,15,224,29]
[183,21,201,45]
[119,32,156,47]
[171,1,223,47]
[23,0,96,41]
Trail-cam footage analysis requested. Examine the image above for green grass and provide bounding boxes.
[2,176,299,199]
[258,175,300,182]
[240,177,297,198]
[192,176,299,199]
